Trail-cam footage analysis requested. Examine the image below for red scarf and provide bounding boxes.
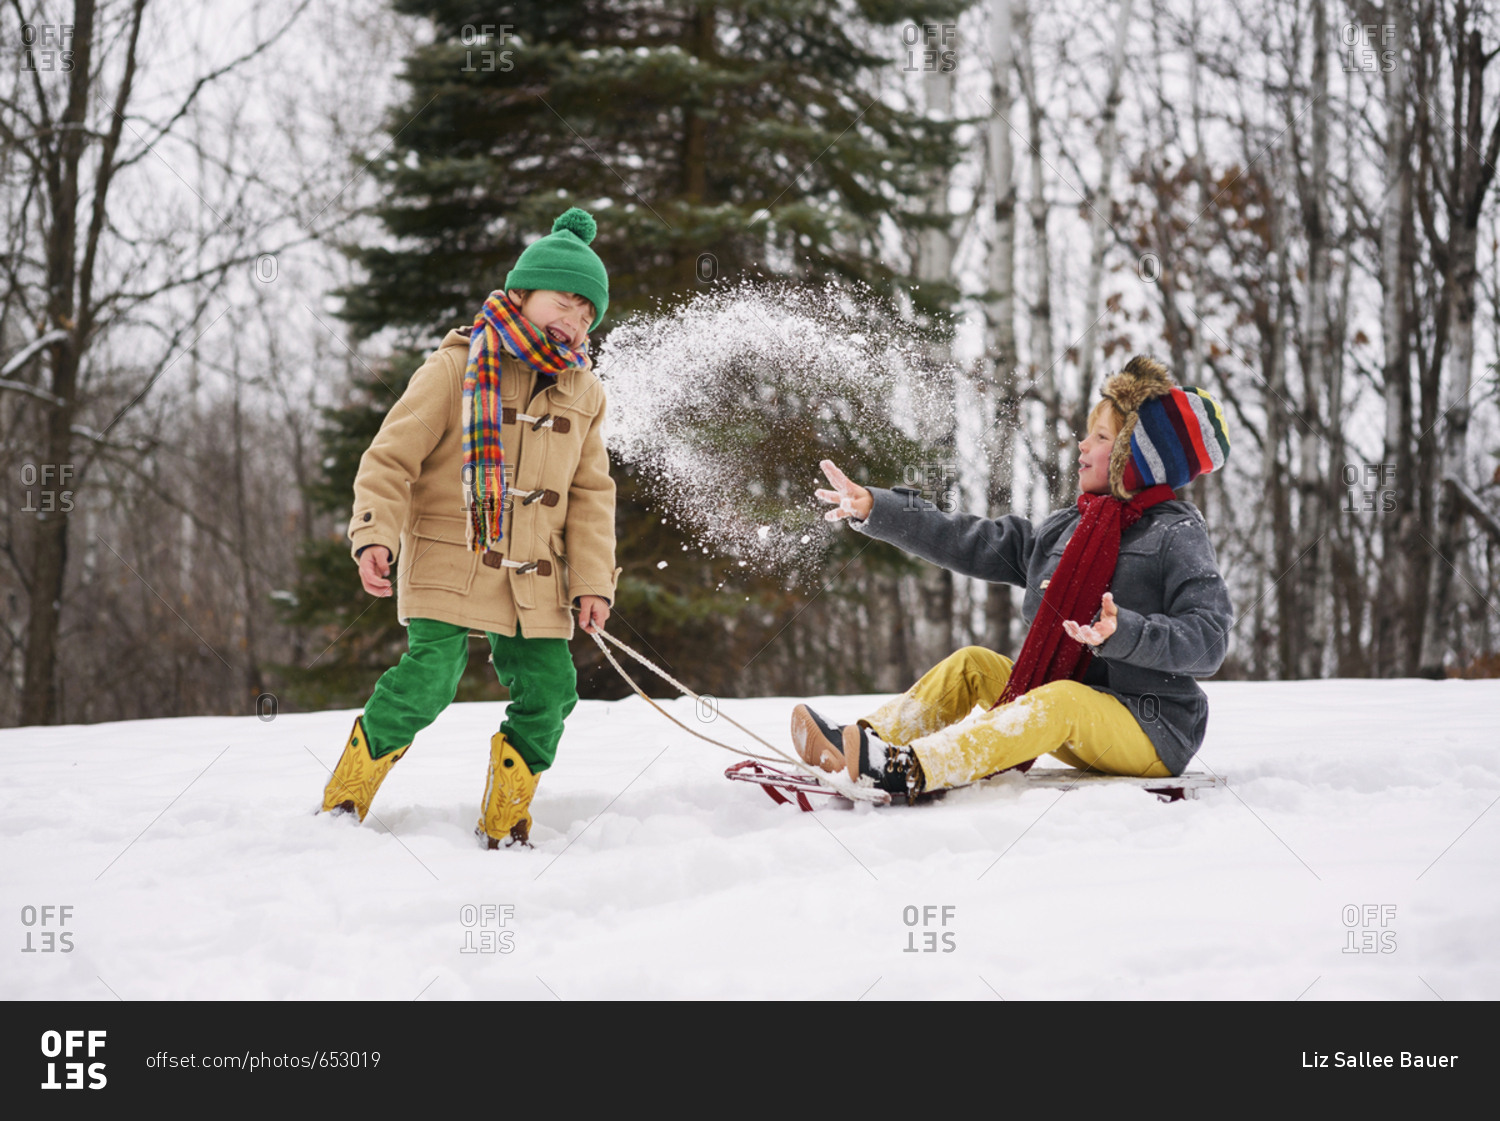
[991,484,1176,769]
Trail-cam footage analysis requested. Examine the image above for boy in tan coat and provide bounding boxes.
[321,208,619,847]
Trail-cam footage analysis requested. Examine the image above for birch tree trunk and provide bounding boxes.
[1365,0,1414,675]
[1146,0,1192,385]
[1185,0,1210,391]
[1017,5,1057,507]
[983,0,1019,653]
[1074,0,1137,442]
[1330,56,1358,672]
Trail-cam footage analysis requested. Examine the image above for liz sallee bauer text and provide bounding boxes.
[1302,1053,1457,1069]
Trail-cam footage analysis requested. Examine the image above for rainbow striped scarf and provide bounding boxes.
[462,290,589,551]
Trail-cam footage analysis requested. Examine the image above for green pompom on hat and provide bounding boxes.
[505,207,609,332]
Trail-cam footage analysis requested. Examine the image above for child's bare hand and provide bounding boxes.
[358,546,394,597]
[1064,592,1118,646]
[815,459,873,522]
[576,594,610,635]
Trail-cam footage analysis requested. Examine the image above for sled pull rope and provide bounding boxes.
[588,628,883,803]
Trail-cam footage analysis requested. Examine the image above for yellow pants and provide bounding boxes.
[861,646,1170,792]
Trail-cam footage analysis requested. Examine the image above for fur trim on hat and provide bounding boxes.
[1102,355,1175,414]
[1107,413,1140,500]
[1102,355,1176,500]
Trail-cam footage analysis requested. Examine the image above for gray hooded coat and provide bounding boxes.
[850,486,1234,775]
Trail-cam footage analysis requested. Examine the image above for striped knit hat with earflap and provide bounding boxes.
[1101,355,1230,501]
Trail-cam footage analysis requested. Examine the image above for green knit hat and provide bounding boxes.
[506,208,609,332]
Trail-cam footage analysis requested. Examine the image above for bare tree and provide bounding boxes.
[1416,0,1500,675]
[0,0,310,724]
[1288,0,1336,678]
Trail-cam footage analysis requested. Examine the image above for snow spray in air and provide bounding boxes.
[595,279,961,575]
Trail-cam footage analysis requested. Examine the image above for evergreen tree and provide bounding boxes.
[289,0,971,705]
[340,0,968,338]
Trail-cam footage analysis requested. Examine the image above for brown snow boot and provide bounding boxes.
[791,704,847,773]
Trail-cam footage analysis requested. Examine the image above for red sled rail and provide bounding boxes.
[724,760,875,811]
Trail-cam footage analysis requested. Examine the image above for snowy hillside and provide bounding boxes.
[3,680,1496,1000]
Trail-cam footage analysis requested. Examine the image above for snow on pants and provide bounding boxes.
[360,617,577,772]
[860,646,1170,791]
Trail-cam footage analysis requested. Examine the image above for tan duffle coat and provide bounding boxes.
[347,327,618,639]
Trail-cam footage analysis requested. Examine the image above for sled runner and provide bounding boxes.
[725,759,1221,810]
[1018,767,1224,802]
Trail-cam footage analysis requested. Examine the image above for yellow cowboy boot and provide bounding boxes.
[476,733,540,849]
[322,716,408,822]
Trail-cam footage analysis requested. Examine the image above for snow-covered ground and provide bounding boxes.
[3,680,1496,1000]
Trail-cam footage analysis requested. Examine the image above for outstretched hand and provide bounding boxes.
[814,459,873,522]
[1064,592,1119,646]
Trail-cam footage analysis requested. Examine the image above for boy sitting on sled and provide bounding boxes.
[793,356,1233,802]
[320,208,619,847]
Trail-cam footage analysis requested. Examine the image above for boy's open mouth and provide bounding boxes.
[546,326,570,345]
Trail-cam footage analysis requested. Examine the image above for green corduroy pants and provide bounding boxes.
[360,617,578,772]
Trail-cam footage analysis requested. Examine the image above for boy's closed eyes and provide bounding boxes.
[511,288,594,351]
